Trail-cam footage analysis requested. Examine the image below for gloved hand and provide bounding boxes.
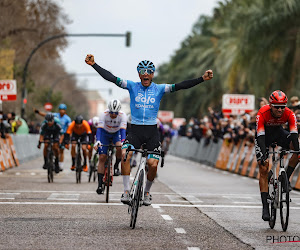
[94,141,102,150]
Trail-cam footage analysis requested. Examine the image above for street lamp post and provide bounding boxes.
[21,32,131,118]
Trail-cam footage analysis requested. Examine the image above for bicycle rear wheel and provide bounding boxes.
[279,171,289,231]
[268,171,276,229]
[106,157,111,203]
[130,170,144,229]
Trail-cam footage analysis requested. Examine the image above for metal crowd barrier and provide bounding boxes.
[168,136,300,190]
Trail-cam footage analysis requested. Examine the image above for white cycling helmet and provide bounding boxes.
[108,99,121,112]
[92,116,100,127]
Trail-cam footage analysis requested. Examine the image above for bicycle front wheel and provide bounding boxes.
[130,170,144,229]
[76,153,82,184]
[279,171,289,231]
[47,151,54,183]
[268,171,276,229]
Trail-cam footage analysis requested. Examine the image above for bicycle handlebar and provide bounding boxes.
[123,146,165,167]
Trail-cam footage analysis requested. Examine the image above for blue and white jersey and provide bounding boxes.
[53,113,72,133]
[116,78,175,125]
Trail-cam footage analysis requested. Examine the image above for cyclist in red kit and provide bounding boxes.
[255,90,300,221]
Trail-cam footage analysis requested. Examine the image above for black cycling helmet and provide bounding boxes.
[45,113,54,122]
[75,115,83,124]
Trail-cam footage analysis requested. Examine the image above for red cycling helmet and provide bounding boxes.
[269,90,288,105]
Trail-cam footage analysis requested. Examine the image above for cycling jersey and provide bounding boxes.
[98,109,127,133]
[91,63,204,125]
[40,117,64,136]
[96,109,127,143]
[255,105,299,162]
[115,78,174,125]
[53,113,71,133]
[66,120,92,135]
[256,105,298,136]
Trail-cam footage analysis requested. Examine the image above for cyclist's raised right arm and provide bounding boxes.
[85,54,117,83]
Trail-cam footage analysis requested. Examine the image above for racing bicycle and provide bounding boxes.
[124,146,164,229]
[101,143,121,203]
[267,143,299,231]
[88,150,98,182]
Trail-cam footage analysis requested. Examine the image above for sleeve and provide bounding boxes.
[84,121,92,134]
[66,121,74,135]
[256,112,265,137]
[98,112,105,129]
[164,77,205,93]
[120,113,127,129]
[40,122,46,135]
[92,63,117,83]
[288,111,299,151]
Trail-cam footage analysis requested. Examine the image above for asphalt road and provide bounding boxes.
[1,152,300,249]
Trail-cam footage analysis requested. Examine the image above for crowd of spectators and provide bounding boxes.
[176,95,300,146]
[0,111,41,138]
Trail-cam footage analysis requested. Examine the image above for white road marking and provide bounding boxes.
[161,215,173,221]
[15,172,20,175]
[152,204,161,209]
[187,247,200,250]
[175,228,186,234]
[222,196,252,199]
[0,192,20,200]
[47,193,80,201]
[0,202,299,209]
[30,173,36,176]
[183,195,203,203]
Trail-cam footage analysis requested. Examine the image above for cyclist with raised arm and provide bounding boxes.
[255,90,300,221]
[85,54,213,205]
[35,103,71,171]
[94,99,127,194]
[37,113,64,173]
[64,115,92,172]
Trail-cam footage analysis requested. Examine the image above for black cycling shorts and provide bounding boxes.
[44,132,60,143]
[124,124,161,152]
[255,126,292,161]
[71,132,88,144]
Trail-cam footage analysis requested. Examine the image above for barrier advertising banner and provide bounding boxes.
[222,94,255,116]
[0,80,17,101]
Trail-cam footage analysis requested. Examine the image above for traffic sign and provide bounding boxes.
[44,102,53,111]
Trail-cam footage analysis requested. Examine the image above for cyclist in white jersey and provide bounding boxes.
[86,54,213,205]
[94,99,127,194]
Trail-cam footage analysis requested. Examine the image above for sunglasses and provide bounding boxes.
[139,69,154,75]
[272,105,286,110]
[109,112,119,115]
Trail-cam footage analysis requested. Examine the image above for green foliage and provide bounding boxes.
[157,0,300,118]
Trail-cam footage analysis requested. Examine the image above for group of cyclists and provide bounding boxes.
[36,53,300,219]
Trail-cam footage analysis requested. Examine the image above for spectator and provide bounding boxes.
[289,96,300,112]
[15,115,29,134]
[178,121,187,136]
[259,97,268,108]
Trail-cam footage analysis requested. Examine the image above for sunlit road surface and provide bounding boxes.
[1,153,300,249]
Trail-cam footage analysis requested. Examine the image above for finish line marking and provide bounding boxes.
[0,202,300,209]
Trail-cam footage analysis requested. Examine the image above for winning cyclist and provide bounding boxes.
[255,90,300,221]
[37,113,64,173]
[85,54,213,205]
[94,99,127,194]
[35,103,71,171]
[64,115,93,172]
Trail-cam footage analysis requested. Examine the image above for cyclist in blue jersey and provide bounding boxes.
[85,54,213,205]
[34,103,72,171]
